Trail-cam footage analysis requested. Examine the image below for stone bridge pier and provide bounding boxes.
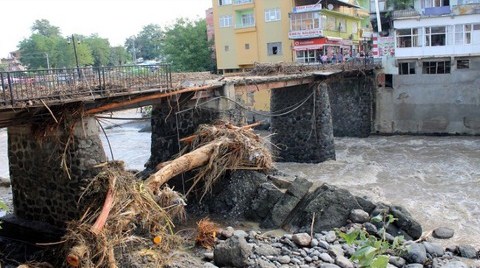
[270,82,336,163]
[7,117,106,227]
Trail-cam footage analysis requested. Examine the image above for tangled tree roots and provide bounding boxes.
[61,120,272,267]
[63,162,184,268]
[147,120,273,200]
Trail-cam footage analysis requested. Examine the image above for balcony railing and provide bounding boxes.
[235,22,256,29]
[392,9,420,18]
[0,64,172,107]
[234,0,252,4]
[424,6,451,15]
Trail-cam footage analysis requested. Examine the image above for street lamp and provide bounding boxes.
[68,34,81,78]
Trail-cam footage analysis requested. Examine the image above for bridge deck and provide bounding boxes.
[1,64,172,109]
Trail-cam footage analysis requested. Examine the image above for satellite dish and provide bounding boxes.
[327,4,334,10]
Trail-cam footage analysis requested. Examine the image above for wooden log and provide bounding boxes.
[66,245,88,267]
[146,139,226,191]
[85,85,219,115]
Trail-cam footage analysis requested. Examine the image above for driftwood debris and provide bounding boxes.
[61,121,272,267]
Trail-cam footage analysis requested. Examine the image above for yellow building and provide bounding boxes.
[213,0,371,73]
[212,0,294,73]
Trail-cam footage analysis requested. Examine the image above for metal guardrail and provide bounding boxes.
[0,64,172,107]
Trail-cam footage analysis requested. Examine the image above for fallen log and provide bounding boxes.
[147,139,225,192]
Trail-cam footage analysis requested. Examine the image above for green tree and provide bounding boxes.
[161,18,213,72]
[84,34,111,67]
[130,24,164,61]
[31,19,61,37]
[18,34,57,69]
[109,46,130,66]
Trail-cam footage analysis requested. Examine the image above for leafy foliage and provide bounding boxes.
[18,19,130,69]
[0,199,8,229]
[337,214,405,268]
[161,18,214,72]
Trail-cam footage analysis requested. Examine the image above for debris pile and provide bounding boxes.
[56,120,272,268]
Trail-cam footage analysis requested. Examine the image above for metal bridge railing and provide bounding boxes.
[0,64,172,107]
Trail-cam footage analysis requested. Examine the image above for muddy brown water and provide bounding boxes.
[1,124,479,249]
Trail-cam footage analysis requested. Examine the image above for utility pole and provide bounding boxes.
[69,34,81,79]
[44,52,50,70]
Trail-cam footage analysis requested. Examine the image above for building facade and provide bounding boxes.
[374,0,480,134]
[213,0,293,73]
[290,0,370,63]
[212,0,371,73]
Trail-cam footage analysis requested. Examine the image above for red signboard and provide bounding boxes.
[293,37,350,51]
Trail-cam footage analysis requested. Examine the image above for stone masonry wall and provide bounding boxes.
[8,117,106,227]
[146,97,222,171]
[326,72,374,137]
[270,83,335,163]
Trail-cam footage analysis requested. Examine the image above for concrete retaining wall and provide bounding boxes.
[375,57,480,134]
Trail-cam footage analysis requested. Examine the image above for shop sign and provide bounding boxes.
[289,29,323,39]
[293,4,322,13]
[293,38,325,50]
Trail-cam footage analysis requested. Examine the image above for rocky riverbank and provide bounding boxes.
[199,224,479,268]
[171,170,480,268]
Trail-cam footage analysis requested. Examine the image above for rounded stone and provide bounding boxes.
[349,209,370,223]
[278,255,291,264]
[457,245,477,259]
[292,233,312,247]
[433,227,454,239]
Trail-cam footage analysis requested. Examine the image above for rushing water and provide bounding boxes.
[0,119,479,249]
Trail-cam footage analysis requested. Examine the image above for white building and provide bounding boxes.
[373,0,480,135]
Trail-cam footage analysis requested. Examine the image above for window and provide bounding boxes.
[352,22,358,34]
[219,0,232,5]
[455,24,472,45]
[265,8,281,22]
[245,43,250,50]
[225,45,230,52]
[396,28,420,48]
[338,18,346,33]
[422,61,451,74]
[296,50,318,63]
[239,13,255,27]
[219,15,232,28]
[457,59,469,69]
[425,26,446,46]
[423,0,449,7]
[399,62,416,75]
[267,42,282,55]
[234,0,252,4]
[290,12,321,31]
[326,16,336,31]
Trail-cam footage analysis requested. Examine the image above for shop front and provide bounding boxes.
[293,37,357,63]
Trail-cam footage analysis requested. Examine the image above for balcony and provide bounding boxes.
[392,9,420,19]
[423,6,451,15]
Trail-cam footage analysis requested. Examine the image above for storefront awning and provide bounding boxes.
[293,37,357,51]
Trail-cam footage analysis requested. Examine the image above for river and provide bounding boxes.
[0,118,479,249]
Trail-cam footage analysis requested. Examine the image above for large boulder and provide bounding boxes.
[261,177,312,228]
[198,170,268,219]
[214,236,252,267]
[283,184,364,233]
